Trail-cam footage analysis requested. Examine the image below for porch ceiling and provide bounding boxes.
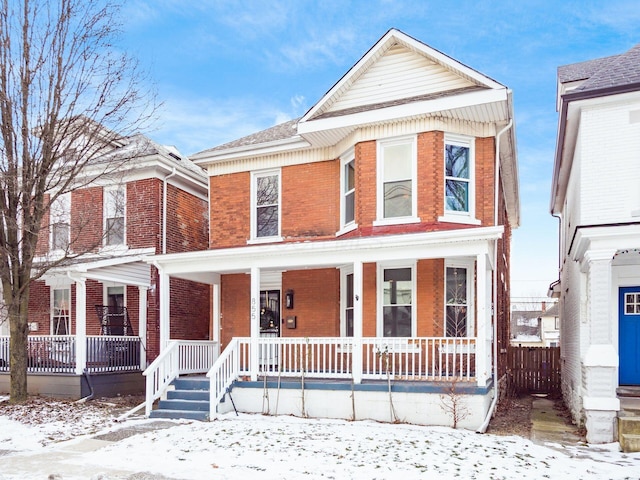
[147,226,503,284]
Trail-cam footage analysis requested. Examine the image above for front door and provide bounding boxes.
[619,286,640,384]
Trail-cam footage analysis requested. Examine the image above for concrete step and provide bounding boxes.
[619,433,640,453]
[172,377,209,391]
[619,395,640,414]
[619,415,640,436]
[167,389,209,401]
[157,399,209,412]
[150,408,209,421]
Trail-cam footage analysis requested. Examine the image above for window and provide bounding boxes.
[340,151,356,230]
[445,265,473,337]
[380,266,413,337]
[376,136,417,224]
[341,270,354,337]
[104,185,125,246]
[625,292,640,314]
[443,135,476,221]
[251,170,281,240]
[51,288,70,335]
[50,193,70,251]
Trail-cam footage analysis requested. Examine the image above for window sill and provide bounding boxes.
[438,215,481,226]
[373,217,421,227]
[247,236,284,245]
[99,244,129,255]
[336,223,358,237]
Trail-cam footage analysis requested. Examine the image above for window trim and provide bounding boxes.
[374,135,420,226]
[249,168,283,244]
[439,134,480,225]
[103,184,126,247]
[377,262,417,337]
[444,259,475,337]
[340,266,354,337]
[338,149,357,235]
[51,287,71,335]
[50,192,70,252]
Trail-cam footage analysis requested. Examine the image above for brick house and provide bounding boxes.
[0,129,211,398]
[550,42,640,447]
[146,29,519,429]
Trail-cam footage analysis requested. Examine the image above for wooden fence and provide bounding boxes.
[507,346,561,395]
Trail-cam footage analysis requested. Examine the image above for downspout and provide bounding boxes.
[477,117,513,433]
[162,168,177,254]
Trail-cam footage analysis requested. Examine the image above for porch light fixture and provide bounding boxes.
[285,289,294,309]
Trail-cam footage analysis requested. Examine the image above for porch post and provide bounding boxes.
[213,281,221,345]
[250,266,260,381]
[352,260,363,384]
[475,253,488,387]
[138,286,148,370]
[159,269,171,350]
[73,277,87,375]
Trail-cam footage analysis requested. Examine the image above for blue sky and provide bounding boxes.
[119,0,640,301]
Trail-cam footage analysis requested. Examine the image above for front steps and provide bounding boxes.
[618,387,640,453]
[150,376,211,421]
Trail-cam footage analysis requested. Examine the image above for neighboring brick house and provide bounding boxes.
[550,43,640,446]
[148,29,519,428]
[0,129,210,397]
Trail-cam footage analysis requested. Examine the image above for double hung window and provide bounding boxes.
[251,170,281,241]
[104,185,125,246]
[50,193,70,251]
[444,135,475,221]
[51,288,71,335]
[341,270,354,337]
[380,266,414,337]
[340,151,356,230]
[445,264,473,337]
[376,136,417,224]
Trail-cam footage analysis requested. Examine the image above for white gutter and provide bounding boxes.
[477,118,513,434]
[162,168,177,254]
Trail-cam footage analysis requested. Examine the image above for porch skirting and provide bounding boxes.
[0,371,144,399]
[218,378,494,430]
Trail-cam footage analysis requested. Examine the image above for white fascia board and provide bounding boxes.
[191,137,310,165]
[573,224,640,261]
[298,89,508,136]
[148,226,503,277]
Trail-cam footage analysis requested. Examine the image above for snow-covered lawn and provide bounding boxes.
[1,397,639,479]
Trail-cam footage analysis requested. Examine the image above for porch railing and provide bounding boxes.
[0,335,141,374]
[143,340,219,417]
[208,336,476,418]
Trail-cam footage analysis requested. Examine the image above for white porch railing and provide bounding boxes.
[143,340,219,417]
[208,336,477,418]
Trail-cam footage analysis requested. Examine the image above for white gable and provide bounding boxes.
[326,44,476,114]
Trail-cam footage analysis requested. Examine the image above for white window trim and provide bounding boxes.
[104,284,127,308]
[49,192,71,253]
[249,168,283,244]
[444,258,475,337]
[338,148,357,234]
[374,135,420,226]
[439,134,481,225]
[339,266,354,337]
[376,262,417,337]
[103,184,127,249]
[50,287,71,335]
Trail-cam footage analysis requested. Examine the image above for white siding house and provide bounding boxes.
[550,43,640,444]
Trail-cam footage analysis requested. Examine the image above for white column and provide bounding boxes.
[74,278,87,375]
[158,270,171,351]
[213,282,221,345]
[352,260,363,384]
[250,266,260,381]
[475,253,488,387]
[138,286,148,370]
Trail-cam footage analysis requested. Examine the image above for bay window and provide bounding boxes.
[376,136,417,224]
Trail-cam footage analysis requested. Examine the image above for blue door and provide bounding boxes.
[619,287,640,385]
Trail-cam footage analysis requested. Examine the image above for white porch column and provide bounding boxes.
[352,260,363,384]
[138,286,148,370]
[581,249,619,444]
[73,278,87,375]
[475,253,489,387]
[250,266,260,381]
[213,281,221,345]
[158,269,171,351]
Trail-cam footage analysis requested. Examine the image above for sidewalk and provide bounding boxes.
[530,394,585,446]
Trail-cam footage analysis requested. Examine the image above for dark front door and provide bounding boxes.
[619,286,640,385]
[260,290,280,336]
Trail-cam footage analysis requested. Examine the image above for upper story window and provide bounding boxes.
[379,264,415,337]
[376,136,418,225]
[50,193,70,252]
[443,134,477,223]
[445,261,474,337]
[104,185,125,246]
[251,169,281,241]
[339,150,356,232]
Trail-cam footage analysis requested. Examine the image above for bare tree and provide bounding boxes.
[0,0,155,402]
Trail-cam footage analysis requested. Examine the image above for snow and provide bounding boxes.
[1,399,639,480]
